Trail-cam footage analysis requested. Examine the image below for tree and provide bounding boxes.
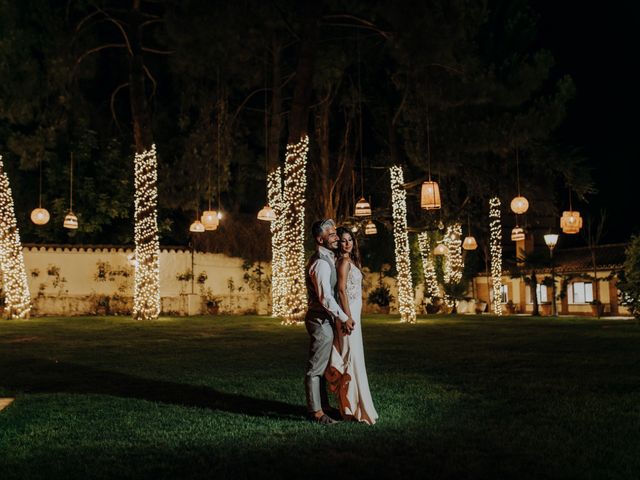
[509,250,550,316]
[618,235,640,320]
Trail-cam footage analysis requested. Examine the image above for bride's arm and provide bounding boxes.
[336,258,353,321]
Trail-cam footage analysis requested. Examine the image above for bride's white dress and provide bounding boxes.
[326,263,378,424]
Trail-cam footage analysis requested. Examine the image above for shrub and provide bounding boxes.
[367,285,394,307]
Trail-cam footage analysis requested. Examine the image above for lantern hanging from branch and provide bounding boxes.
[365,219,377,235]
[511,226,525,241]
[257,205,276,221]
[354,196,372,217]
[560,210,582,234]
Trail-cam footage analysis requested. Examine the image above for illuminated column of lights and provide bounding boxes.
[443,223,463,307]
[489,197,503,316]
[267,167,286,317]
[281,135,309,324]
[418,232,439,300]
[0,156,31,319]
[390,166,416,323]
[133,145,161,321]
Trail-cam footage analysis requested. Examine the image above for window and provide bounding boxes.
[500,285,508,304]
[571,282,593,304]
[528,284,548,303]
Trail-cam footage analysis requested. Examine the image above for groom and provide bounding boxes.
[304,219,355,425]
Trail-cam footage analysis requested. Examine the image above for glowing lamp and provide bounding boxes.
[354,197,372,217]
[30,207,50,225]
[511,226,525,241]
[201,210,219,230]
[434,243,448,255]
[365,220,377,235]
[560,210,582,234]
[510,196,529,214]
[189,220,205,233]
[420,181,441,210]
[257,205,276,221]
[462,236,478,250]
[63,211,78,229]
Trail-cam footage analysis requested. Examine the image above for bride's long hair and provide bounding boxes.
[336,226,361,269]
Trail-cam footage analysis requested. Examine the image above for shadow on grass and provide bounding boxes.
[0,358,305,420]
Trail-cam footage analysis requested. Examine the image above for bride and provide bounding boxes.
[325,226,378,424]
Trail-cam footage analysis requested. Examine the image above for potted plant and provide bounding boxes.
[203,289,221,315]
[367,284,394,314]
[590,299,604,317]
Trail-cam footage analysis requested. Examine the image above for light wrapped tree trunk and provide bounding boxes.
[0,156,31,319]
[418,232,439,300]
[390,166,416,323]
[489,197,503,315]
[268,167,286,317]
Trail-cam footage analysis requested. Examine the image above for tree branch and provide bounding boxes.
[141,46,174,55]
[110,82,130,130]
[76,44,127,66]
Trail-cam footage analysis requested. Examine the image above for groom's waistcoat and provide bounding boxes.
[305,249,337,317]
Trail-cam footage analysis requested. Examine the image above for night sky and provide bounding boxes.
[534,1,639,243]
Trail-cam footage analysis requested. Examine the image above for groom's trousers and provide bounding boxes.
[304,315,334,413]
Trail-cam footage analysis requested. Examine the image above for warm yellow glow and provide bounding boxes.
[489,197,503,316]
[189,219,205,233]
[0,156,31,319]
[560,210,582,234]
[544,233,559,249]
[281,135,309,323]
[420,181,441,210]
[133,145,161,321]
[418,232,439,299]
[365,219,377,235]
[444,224,463,283]
[354,197,372,217]
[201,210,219,230]
[257,205,276,221]
[433,243,448,256]
[462,236,478,250]
[30,207,50,225]
[63,212,78,229]
[510,196,529,215]
[511,226,525,241]
[390,165,416,323]
[268,167,286,318]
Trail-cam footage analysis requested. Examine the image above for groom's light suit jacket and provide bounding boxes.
[305,246,348,324]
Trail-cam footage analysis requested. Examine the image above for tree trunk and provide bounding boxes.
[531,270,539,316]
[268,40,283,173]
[129,0,160,320]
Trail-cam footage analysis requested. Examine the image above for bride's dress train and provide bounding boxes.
[325,263,378,424]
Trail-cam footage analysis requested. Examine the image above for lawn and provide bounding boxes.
[1,315,639,479]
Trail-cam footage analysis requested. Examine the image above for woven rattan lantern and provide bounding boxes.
[462,235,478,250]
[510,196,529,215]
[511,226,525,241]
[420,181,441,210]
[189,219,205,233]
[365,219,377,235]
[31,207,50,225]
[63,211,78,229]
[560,210,582,234]
[354,197,372,217]
[201,210,219,230]
[433,243,448,256]
[257,205,276,221]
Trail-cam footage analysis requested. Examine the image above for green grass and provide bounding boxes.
[1,315,639,479]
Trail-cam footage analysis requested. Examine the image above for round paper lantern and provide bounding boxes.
[510,196,529,215]
[30,207,50,225]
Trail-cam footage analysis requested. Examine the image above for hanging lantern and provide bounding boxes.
[63,211,78,229]
[421,181,441,210]
[257,205,276,222]
[189,219,205,233]
[30,207,50,225]
[201,210,219,230]
[462,236,478,250]
[365,220,377,235]
[351,225,359,233]
[354,197,372,217]
[560,210,582,234]
[217,211,223,220]
[510,196,529,215]
[511,226,525,241]
[433,243,448,255]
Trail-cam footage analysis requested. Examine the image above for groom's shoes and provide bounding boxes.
[311,414,338,426]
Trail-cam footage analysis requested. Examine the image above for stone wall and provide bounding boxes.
[2,246,271,316]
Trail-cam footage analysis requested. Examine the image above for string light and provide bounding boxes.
[443,223,463,284]
[0,156,31,319]
[390,166,416,323]
[268,167,287,318]
[489,197,503,316]
[282,135,309,323]
[133,145,161,321]
[418,232,439,300]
